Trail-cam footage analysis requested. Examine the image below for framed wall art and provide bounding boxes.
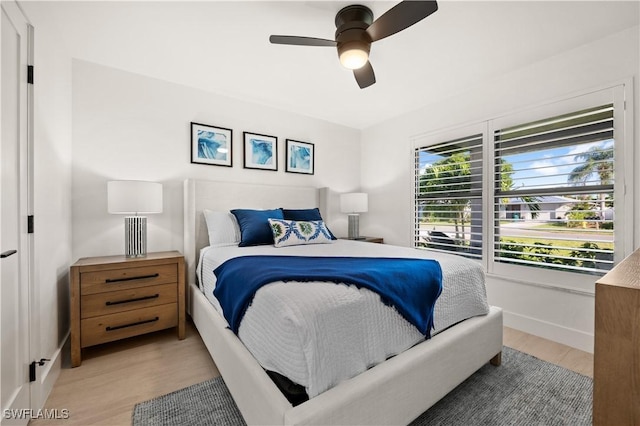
[243,131,278,171]
[285,139,314,175]
[191,122,233,167]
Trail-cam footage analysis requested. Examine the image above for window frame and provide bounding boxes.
[412,122,490,263]
[413,130,485,258]
[411,83,633,294]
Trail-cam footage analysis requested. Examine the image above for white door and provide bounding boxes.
[1,2,33,425]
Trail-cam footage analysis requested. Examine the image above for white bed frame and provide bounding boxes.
[184,179,503,425]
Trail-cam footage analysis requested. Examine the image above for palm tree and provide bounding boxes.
[498,159,540,219]
[568,145,614,223]
[419,152,471,242]
[420,155,538,247]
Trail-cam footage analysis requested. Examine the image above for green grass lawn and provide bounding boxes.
[528,222,613,235]
[499,236,613,251]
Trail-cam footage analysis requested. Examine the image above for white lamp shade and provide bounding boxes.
[340,193,368,213]
[108,181,163,214]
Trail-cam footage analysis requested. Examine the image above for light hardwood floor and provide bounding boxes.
[31,321,592,425]
[31,322,219,426]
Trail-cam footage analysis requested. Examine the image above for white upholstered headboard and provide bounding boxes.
[183,179,329,287]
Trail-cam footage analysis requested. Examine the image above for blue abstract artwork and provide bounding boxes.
[250,139,273,165]
[243,132,278,171]
[286,139,314,174]
[289,145,310,170]
[191,123,233,167]
[198,130,228,160]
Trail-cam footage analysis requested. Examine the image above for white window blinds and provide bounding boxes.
[493,104,615,274]
[414,134,483,259]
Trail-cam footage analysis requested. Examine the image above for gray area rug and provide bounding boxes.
[132,347,592,425]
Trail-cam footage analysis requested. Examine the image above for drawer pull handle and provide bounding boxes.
[105,294,160,306]
[105,273,159,283]
[105,317,159,332]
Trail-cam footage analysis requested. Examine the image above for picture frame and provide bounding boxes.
[243,131,278,171]
[191,122,233,167]
[285,139,314,175]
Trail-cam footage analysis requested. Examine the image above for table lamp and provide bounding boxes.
[108,180,163,257]
[340,192,368,240]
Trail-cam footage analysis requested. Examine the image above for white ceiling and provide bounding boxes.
[33,1,639,129]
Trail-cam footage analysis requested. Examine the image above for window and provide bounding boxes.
[414,133,483,259]
[493,104,614,275]
[413,85,630,283]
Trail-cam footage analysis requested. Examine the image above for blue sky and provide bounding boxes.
[419,139,613,192]
[505,140,613,191]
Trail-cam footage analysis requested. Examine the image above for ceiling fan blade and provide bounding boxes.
[354,61,376,89]
[269,35,337,47]
[366,1,438,42]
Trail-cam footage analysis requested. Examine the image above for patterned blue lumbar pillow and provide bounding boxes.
[268,219,334,247]
[281,208,337,240]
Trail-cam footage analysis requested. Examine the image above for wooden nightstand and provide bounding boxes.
[70,251,185,367]
[340,236,384,244]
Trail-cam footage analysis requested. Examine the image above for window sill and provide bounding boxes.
[487,263,597,296]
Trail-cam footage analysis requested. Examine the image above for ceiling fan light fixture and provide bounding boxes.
[269,1,439,87]
[338,41,369,70]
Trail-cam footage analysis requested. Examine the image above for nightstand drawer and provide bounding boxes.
[80,303,178,348]
[81,264,177,295]
[81,283,177,319]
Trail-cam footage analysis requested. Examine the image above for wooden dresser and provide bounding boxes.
[593,248,640,425]
[70,251,185,367]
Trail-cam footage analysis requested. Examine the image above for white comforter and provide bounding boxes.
[197,240,489,398]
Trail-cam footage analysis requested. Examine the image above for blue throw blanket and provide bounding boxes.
[213,256,443,337]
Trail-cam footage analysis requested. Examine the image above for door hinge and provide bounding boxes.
[28,215,34,234]
[29,358,50,382]
[27,65,34,84]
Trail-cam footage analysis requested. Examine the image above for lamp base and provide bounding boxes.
[347,214,360,240]
[124,216,147,258]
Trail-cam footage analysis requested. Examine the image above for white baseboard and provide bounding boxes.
[34,331,69,409]
[503,310,594,354]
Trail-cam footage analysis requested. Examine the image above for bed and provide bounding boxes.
[184,179,503,425]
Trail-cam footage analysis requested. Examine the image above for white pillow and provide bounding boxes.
[203,209,241,246]
[268,218,334,248]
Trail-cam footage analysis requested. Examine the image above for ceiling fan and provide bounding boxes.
[269,1,438,89]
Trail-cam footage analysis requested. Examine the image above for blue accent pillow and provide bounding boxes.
[282,208,322,221]
[282,208,337,240]
[231,208,284,247]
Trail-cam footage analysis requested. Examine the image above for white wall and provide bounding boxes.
[20,1,73,408]
[360,26,640,352]
[71,60,361,260]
